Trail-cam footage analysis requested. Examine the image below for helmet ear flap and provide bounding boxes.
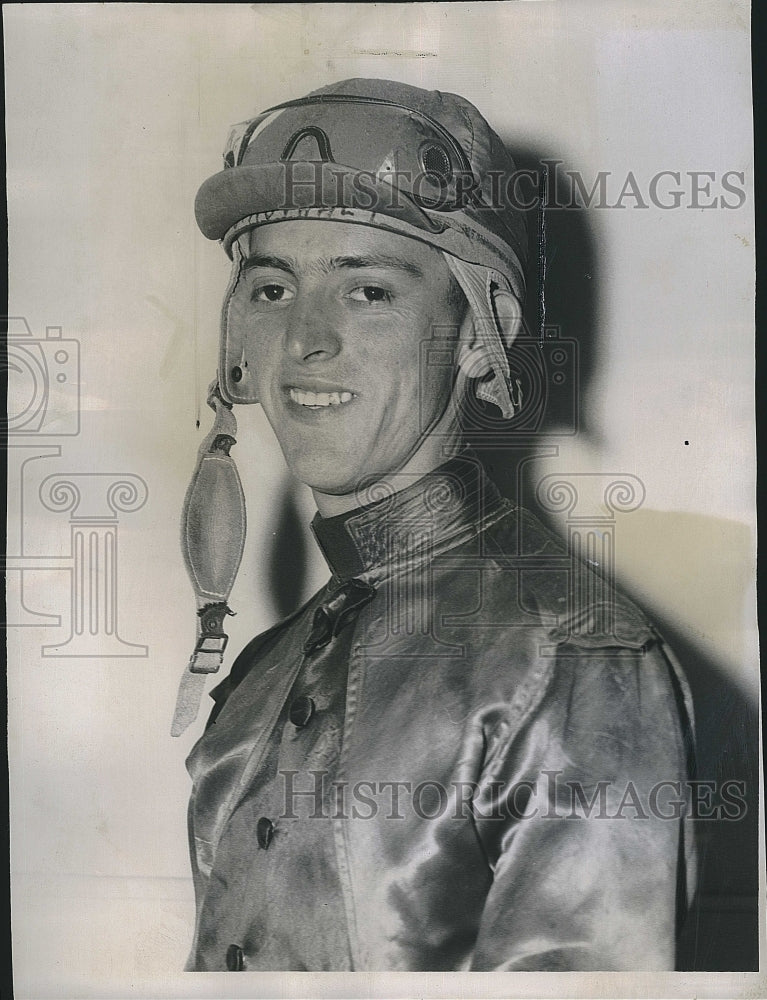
[455,309,493,379]
[442,253,523,419]
[219,239,260,405]
[490,287,524,351]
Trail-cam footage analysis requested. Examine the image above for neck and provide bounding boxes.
[311,426,465,518]
[310,449,506,584]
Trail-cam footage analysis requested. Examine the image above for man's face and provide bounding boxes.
[228,221,467,499]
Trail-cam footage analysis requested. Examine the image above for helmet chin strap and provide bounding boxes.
[172,382,247,736]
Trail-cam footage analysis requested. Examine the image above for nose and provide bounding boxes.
[285,292,342,363]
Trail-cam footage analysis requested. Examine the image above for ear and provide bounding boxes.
[456,288,524,378]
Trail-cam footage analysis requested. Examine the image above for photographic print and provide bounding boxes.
[5,3,761,997]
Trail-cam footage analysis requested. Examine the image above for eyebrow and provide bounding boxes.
[242,252,424,279]
[329,255,424,279]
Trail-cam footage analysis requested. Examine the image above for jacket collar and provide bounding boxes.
[310,452,511,584]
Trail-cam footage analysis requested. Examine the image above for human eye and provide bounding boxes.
[250,282,295,305]
[347,285,393,305]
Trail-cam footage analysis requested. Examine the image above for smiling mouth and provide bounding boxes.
[288,388,356,409]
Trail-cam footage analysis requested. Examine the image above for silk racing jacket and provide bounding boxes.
[185,454,696,971]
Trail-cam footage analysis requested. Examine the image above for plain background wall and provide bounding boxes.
[5,3,758,997]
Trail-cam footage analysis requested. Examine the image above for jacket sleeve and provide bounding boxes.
[469,637,696,972]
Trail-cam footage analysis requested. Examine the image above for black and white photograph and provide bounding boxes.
[4,3,761,997]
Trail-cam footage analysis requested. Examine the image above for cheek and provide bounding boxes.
[377,330,456,434]
[243,327,281,397]
[419,364,455,423]
[249,341,272,393]
[407,317,459,413]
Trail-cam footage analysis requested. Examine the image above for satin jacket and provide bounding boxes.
[185,454,697,972]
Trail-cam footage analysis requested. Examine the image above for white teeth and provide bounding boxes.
[289,388,355,407]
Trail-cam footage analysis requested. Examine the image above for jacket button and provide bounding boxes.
[256,816,274,850]
[226,944,244,971]
[289,695,315,729]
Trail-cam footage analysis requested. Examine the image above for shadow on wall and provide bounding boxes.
[265,145,759,972]
[266,485,309,619]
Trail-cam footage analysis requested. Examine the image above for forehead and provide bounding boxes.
[239,219,449,278]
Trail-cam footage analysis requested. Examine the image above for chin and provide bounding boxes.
[284,452,363,497]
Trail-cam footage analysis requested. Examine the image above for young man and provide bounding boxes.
[177,78,696,972]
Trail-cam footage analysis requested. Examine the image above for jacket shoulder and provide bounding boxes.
[481,504,656,650]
